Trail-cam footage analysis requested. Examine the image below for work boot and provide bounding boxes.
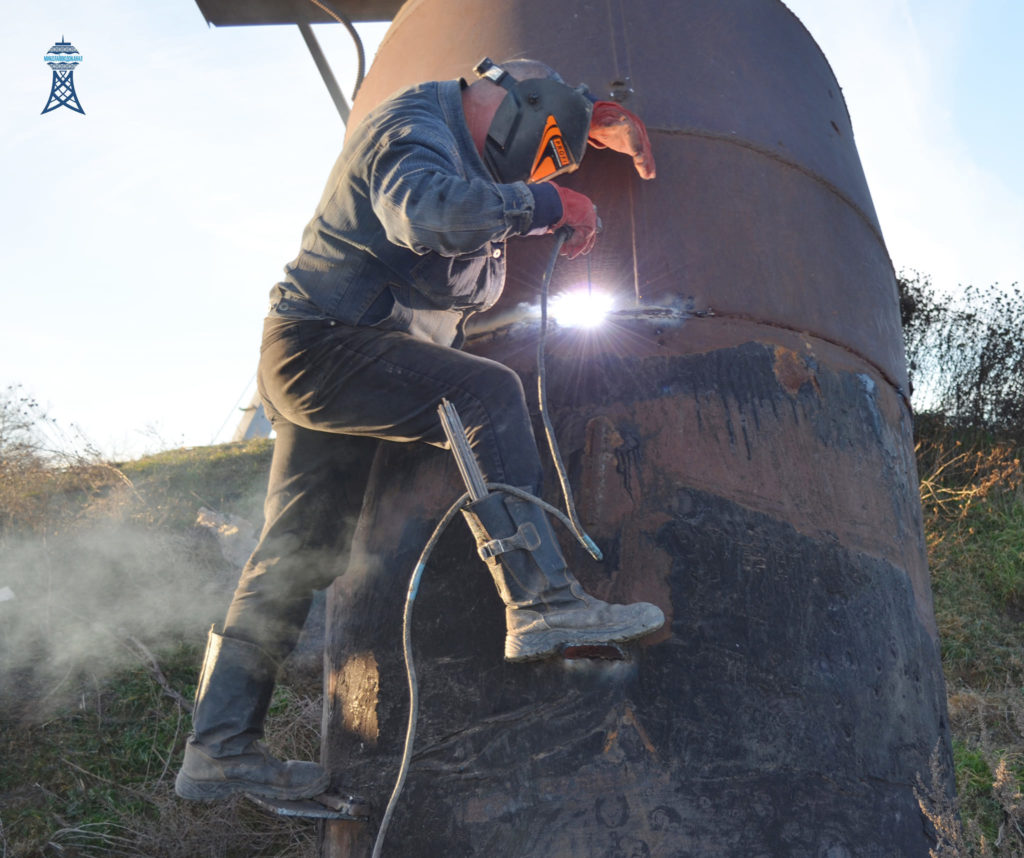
[175,626,330,802]
[461,492,665,662]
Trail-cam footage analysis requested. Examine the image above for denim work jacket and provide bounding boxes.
[267,79,539,348]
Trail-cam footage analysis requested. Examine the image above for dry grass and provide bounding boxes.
[917,429,1024,856]
[0,647,325,858]
[2,395,1023,855]
[0,415,311,858]
[918,434,1023,524]
[36,792,319,858]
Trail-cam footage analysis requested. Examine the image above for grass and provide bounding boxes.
[0,647,324,858]
[0,438,310,858]
[917,426,1024,855]
[1,428,1022,856]
[115,440,273,530]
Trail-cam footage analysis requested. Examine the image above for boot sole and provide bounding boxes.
[505,611,665,663]
[174,769,330,802]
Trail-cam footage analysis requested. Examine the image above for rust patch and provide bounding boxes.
[772,345,819,397]
[602,725,619,754]
[603,704,658,758]
[623,705,658,756]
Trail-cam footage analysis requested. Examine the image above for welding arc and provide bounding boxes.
[372,234,604,856]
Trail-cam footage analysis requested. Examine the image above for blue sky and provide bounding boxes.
[2,1,1021,459]
[788,0,1024,298]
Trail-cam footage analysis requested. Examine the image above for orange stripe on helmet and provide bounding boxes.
[530,115,576,183]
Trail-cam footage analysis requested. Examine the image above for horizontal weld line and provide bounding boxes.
[700,310,911,412]
[650,126,890,253]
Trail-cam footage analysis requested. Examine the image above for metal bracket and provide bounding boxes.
[246,791,371,820]
[298,23,351,123]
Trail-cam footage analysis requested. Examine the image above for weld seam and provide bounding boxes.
[652,126,891,253]
[698,310,911,412]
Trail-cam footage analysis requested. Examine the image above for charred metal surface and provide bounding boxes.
[323,326,951,856]
[321,1,953,855]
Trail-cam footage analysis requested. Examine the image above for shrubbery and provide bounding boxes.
[901,274,1024,855]
[900,273,1024,439]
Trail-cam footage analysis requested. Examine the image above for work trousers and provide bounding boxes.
[222,317,544,660]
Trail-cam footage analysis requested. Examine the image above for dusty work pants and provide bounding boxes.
[222,317,544,660]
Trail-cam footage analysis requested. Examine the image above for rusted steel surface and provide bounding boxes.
[321,1,953,855]
[346,0,907,391]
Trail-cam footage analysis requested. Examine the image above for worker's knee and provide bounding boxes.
[461,359,528,412]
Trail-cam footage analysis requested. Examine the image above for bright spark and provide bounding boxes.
[548,289,614,329]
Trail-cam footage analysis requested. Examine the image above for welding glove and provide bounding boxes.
[550,184,599,259]
[588,101,657,180]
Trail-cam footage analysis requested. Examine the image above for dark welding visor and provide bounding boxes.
[474,58,593,184]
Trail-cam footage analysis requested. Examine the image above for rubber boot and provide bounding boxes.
[461,492,665,662]
[175,626,330,802]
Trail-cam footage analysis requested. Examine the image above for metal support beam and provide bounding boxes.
[298,22,351,123]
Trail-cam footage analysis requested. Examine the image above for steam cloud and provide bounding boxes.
[0,519,238,708]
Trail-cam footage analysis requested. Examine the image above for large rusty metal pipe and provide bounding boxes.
[321,1,954,855]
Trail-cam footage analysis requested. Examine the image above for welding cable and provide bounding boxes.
[371,488,468,858]
[538,229,604,562]
[372,234,602,856]
[307,0,366,92]
[372,482,587,858]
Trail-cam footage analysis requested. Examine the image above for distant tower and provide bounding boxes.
[42,38,85,115]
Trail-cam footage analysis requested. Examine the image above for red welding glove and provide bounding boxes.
[588,101,657,180]
[550,184,598,260]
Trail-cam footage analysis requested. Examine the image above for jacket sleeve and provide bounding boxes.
[367,125,537,257]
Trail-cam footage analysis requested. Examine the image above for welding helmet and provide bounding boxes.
[474,57,593,184]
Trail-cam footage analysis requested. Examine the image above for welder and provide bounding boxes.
[176,58,662,805]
